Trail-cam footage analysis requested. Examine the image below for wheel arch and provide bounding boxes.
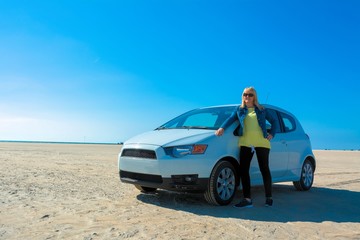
[305,155,316,172]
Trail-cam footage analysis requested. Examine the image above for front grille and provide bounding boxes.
[121,149,157,159]
[120,170,163,183]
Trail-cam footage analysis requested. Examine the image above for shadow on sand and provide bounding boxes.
[136,184,360,223]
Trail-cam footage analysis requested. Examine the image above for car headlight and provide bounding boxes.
[164,144,208,158]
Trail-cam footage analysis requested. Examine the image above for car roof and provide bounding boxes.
[198,104,295,118]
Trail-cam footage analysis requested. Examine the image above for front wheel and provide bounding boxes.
[293,159,314,191]
[204,160,237,205]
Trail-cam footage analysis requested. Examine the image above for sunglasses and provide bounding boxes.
[243,93,254,97]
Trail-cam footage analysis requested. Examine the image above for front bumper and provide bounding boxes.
[120,170,208,192]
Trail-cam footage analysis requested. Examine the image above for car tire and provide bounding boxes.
[293,158,314,191]
[204,160,237,206]
[135,185,157,193]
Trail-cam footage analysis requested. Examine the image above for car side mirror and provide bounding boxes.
[266,123,271,133]
[233,125,240,136]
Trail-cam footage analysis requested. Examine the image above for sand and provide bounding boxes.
[0,142,359,240]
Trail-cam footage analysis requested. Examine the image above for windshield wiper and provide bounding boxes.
[192,126,210,129]
[155,126,168,130]
[179,126,210,129]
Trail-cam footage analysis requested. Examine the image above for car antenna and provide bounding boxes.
[265,92,270,104]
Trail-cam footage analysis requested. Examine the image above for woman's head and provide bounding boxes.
[241,86,263,109]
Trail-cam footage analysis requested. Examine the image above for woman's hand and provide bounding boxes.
[266,134,273,141]
[215,128,224,136]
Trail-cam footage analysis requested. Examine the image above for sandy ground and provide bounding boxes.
[0,142,359,240]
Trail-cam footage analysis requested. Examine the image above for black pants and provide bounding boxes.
[239,146,272,199]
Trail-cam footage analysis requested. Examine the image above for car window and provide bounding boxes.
[182,112,218,127]
[265,109,281,133]
[279,112,296,132]
[158,106,237,130]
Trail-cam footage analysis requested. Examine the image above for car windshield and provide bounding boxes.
[156,106,237,130]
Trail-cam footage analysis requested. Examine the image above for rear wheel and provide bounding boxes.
[204,160,237,205]
[293,159,314,191]
[135,185,157,193]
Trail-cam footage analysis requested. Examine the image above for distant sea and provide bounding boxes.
[0,140,122,145]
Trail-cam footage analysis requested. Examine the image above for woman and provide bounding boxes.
[215,86,279,208]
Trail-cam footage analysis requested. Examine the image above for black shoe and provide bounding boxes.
[234,199,253,208]
[265,198,273,207]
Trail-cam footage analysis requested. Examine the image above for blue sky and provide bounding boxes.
[0,0,359,150]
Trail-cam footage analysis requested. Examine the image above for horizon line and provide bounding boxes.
[0,140,123,145]
[0,140,359,151]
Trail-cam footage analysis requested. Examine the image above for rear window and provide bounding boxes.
[279,112,296,132]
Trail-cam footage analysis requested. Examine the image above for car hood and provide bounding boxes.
[124,129,215,147]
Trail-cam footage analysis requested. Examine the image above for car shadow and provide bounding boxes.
[136,184,360,223]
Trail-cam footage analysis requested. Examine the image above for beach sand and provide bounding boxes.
[1,142,359,239]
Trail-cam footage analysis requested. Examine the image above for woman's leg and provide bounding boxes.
[255,147,272,198]
[239,146,254,199]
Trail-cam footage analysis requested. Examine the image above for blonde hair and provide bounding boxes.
[240,86,264,109]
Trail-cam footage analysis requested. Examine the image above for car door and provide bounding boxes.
[250,109,289,182]
[277,111,301,174]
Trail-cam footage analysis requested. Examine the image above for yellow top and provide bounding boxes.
[239,108,271,149]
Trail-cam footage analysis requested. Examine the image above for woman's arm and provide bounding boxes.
[215,109,238,136]
[265,109,280,138]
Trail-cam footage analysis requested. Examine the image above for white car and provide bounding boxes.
[118,104,316,205]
